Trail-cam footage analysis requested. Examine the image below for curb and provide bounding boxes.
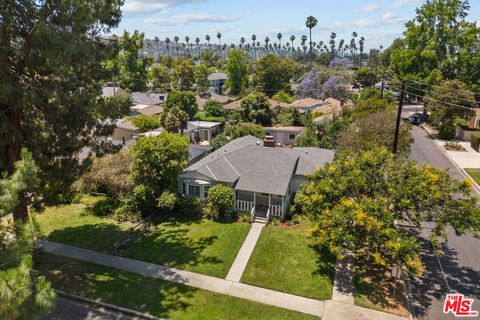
[54,289,164,320]
[419,124,480,195]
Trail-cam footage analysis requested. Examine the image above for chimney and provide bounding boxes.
[264,135,275,148]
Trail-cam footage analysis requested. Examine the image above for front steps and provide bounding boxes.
[253,215,268,224]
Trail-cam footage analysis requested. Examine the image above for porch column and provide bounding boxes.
[281,195,284,217]
[253,192,256,210]
[268,194,271,212]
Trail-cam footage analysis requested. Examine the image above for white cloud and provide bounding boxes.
[394,0,423,8]
[123,0,204,14]
[145,13,240,26]
[382,12,398,20]
[359,3,381,13]
[213,25,235,33]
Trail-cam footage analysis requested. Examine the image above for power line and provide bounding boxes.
[404,79,480,96]
[400,82,480,105]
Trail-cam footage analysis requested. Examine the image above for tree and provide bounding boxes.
[0,0,126,221]
[226,49,249,96]
[74,150,133,197]
[305,16,318,60]
[0,149,55,319]
[272,90,294,103]
[148,64,172,92]
[239,93,273,125]
[317,115,351,149]
[199,49,220,68]
[296,114,320,147]
[129,133,189,212]
[338,110,413,155]
[322,75,350,100]
[252,55,293,96]
[293,147,480,274]
[165,91,199,119]
[204,100,225,117]
[354,97,393,117]
[276,107,302,126]
[205,184,235,217]
[108,30,152,92]
[194,63,210,92]
[173,57,195,91]
[130,114,161,132]
[298,68,328,99]
[159,107,189,133]
[224,122,265,140]
[355,67,378,87]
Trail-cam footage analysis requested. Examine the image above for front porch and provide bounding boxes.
[234,190,290,220]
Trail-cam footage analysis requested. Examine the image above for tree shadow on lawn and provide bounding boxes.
[407,231,480,318]
[34,251,194,318]
[310,244,336,282]
[46,220,223,272]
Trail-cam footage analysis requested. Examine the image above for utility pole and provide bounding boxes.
[393,83,405,154]
[380,73,385,99]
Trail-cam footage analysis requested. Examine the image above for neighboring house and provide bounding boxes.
[111,120,140,143]
[102,86,128,98]
[208,72,228,94]
[189,144,213,164]
[196,92,230,110]
[224,99,243,111]
[178,135,334,220]
[263,126,304,146]
[130,92,167,116]
[289,98,326,113]
[185,121,223,145]
[313,99,344,124]
[223,98,289,112]
[468,109,480,129]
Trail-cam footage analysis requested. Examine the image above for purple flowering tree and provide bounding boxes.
[322,75,349,99]
[298,68,326,99]
[329,57,351,69]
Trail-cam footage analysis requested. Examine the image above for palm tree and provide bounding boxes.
[195,37,200,54]
[252,34,257,59]
[289,35,295,55]
[329,32,336,58]
[240,37,245,50]
[305,16,318,61]
[379,45,384,51]
[205,34,211,48]
[154,36,159,53]
[338,39,345,58]
[216,32,222,46]
[277,33,282,54]
[264,36,270,53]
[351,31,358,66]
[165,37,171,55]
[359,36,365,66]
[174,36,179,55]
[185,36,190,55]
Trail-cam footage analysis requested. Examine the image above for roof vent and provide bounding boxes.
[263,135,275,148]
[256,141,261,145]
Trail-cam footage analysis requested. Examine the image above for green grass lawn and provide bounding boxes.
[35,201,250,278]
[35,251,318,320]
[465,168,480,185]
[241,223,334,300]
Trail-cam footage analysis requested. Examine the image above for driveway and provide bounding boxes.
[408,125,480,320]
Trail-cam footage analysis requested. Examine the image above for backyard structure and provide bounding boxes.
[263,126,304,146]
[208,72,228,94]
[129,92,167,116]
[185,121,223,145]
[178,135,334,220]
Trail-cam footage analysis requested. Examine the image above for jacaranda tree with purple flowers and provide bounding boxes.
[329,57,351,69]
[322,75,349,100]
[298,68,328,99]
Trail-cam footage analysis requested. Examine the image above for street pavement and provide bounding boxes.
[43,297,138,320]
[408,125,480,320]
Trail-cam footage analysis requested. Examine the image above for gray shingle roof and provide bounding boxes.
[181,135,334,195]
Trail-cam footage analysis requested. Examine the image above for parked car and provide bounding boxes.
[409,114,421,125]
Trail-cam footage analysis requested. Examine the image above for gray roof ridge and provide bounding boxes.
[224,157,241,177]
[205,164,218,181]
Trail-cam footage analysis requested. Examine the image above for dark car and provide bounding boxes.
[409,114,421,125]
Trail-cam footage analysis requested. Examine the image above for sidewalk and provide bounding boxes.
[226,222,264,282]
[36,240,408,319]
[331,251,355,305]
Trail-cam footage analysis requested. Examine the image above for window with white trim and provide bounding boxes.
[188,185,200,197]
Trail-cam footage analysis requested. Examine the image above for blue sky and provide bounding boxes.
[114,0,480,50]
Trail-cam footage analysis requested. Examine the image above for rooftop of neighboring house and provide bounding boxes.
[223,98,290,111]
[186,121,223,131]
[102,86,127,98]
[131,92,167,106]
[263,126,304,133]
[267,99,290,109]
[115,119,138,131]
[196,92,231,110]
[290,97,325,108]
[130,104,164,115]
[181,135,334,196]
[208,72,228,81]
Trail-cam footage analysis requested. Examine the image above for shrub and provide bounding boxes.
[194,111,225,123]
[92,197,117,216]
[290,214,305,225]
[206,184,235,215]
[471,134,480,152]
[129,114,161,132]
[157,190,178,211]
[237,212,251,223]
[177,196,202,216]
[444,142,465,151]
[212,133,230,150]
[202,202,219,220]
[438,119,457,140]
[270,217,281,225]
[113,196,142,222]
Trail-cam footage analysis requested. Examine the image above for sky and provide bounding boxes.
[114,0,480,50]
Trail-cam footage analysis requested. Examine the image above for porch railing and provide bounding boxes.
[269,205,282,217]
[235,200,254,212]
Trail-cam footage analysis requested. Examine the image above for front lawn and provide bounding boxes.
[35,252,318,320]
[465,168,480,185]
[241,222,334,300]
[35,200,250,278]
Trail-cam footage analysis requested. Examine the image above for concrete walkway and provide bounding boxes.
[226,222,264,282]
[331,251,355,305]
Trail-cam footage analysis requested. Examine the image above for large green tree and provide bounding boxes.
[0,0,125,221]
[148,64,172,92]
[252,54,293,96]
[294,147,480,274]
[226,49,249,96]
[239,93,273,125]
[108,30,152,92]
[164,91,198,119]
[173,57,195,91]
[0,149,56,319]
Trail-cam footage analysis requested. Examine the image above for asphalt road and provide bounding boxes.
[43,297,138,320]
[408,125,480,320]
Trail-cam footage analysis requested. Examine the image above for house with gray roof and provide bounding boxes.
[178,135,334,220]
[208,72,228,94]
